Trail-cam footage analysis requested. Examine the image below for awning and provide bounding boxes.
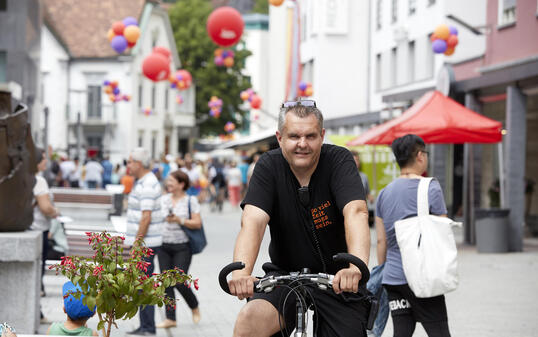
[347,91,503,145]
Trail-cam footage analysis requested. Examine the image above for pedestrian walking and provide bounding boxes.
[31,147,59,297]
[156,170,202,328]
[375,134,451,337]
[84,157,103,189]
[226,161,242,208]
[125,148,164,336]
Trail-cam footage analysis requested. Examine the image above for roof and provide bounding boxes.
[347,91,503,145]
[42,0,146,58]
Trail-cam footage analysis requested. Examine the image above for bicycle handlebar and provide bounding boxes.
[218,253,370,295]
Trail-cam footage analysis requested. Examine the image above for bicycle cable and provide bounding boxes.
[278,283,308,337]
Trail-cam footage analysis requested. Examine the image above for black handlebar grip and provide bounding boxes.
[333,253,370,286]
[218,261,245,294]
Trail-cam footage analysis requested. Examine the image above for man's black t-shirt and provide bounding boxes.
[241,144,365,275]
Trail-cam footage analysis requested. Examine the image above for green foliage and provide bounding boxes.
[252,0,269,14]
[168,0,252,136]
[50,232,196,337]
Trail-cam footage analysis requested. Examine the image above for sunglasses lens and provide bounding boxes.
[283,101,297,108]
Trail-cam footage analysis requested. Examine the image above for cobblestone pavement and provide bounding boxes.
[40,203,538,336]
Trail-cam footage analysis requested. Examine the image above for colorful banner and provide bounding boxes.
[328,135,399,197]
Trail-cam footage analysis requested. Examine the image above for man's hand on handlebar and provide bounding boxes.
[229,271,259,300]
[332,265,362,294]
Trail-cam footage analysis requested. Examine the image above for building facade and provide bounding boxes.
[451,0,538,249]
[40,0,196,164]
[0,0,42,136]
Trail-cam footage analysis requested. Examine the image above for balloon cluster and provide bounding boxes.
[270,0,285,6]
[240,88,262,109]
[298,81,313,97]
[108,17,140,54]
[208,96,223,118]
[214,48,235,67]
[176,94,184,105]
[168,69,193,90]
[207,7,244,47]
[143,107,154,116]
[103,80,130,103]
[224,121,236,133]
[142,47,171,82]
[431,24,459,56]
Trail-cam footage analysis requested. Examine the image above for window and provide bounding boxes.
[376,0,382,30]
[391,47,397,87]
[498,0,516,26]
[138,130,144,147]
[151,131,157,159]
[151,85,156,108]
[408,0,416,15]
[164,87,169,110]
[0,51,6,82]
[0,0,7,11]
[87,85,101,118]
[408,41,415,82]
[375,53,382,90]
[138,81,143,108]
[391,0,397,23]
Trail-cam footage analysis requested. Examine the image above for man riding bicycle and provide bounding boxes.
[228,100,371,336]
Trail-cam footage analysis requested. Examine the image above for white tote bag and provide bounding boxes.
[395,178,460,298]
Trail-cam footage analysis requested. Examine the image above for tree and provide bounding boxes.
[252,0,269,14]
[169,0,252,136]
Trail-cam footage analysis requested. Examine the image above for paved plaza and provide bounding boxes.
[39,204,538,336]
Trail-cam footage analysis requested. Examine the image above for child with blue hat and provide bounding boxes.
[46,281,98,336]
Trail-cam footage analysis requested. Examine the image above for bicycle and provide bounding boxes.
[219,253,378,337]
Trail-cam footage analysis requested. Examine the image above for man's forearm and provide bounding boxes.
[136,214,151,238]
[233,224,263,276]
[347,210,370,266]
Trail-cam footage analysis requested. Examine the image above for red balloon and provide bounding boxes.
[176,69,192,88]
[153,46,171,61]
[142,53,170,82]
[250,95,262,109]
[206,6,244,47]
[112,21,125,36]
[446,35,459,48]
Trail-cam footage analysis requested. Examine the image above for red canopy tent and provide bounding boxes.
[347,90,502,146]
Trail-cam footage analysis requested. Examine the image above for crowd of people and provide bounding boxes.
[41,151,261,212]
[23,100,451,337]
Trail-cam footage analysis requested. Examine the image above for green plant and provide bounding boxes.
[49,232,196,337]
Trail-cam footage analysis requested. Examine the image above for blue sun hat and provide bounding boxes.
[62,281,96,319]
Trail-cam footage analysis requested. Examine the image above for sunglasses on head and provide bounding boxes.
[281,100,317,110]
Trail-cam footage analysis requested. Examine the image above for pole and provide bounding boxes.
[77,111,82,160]
[498,142,505,208]
[43,107,49,151]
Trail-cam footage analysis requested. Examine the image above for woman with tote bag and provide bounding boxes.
[156,170,202,328]
[375,134,451,337]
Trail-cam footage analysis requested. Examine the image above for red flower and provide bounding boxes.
[93,265,104,277]
[193,279,199,290]
[85,232,92,237]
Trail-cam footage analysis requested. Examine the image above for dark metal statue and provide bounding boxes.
[0,89,38,231]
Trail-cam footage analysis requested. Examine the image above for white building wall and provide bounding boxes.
[40,26,69,151]
[370,0,486,113]
[299,0,370,120]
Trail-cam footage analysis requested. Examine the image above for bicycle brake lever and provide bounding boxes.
[256,275,278,293]
[309,273,334,290]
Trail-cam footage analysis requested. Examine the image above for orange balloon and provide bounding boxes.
[124,25,140,43]
[434,24,450,40]
[110,81,118,88]
[104,86,113,94]
[240,91,250,101]
[108,94,116,102]
[430,33,438,42]
[444,47,455,56]
[199,177,209,188]
[214,48,223,57]
[224,57,234,67]
[304,86,313,96]
[446,35,458,48]
[107,29,115,42]
[270,0,285,6]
